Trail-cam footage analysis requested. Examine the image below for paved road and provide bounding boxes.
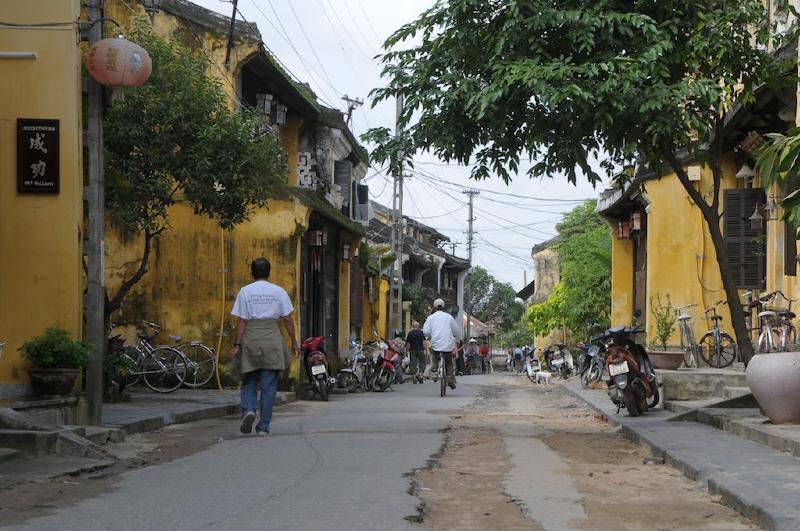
[7,376,502,531]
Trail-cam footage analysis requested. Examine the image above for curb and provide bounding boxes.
[559,382,800,531]
[104,392,297,436]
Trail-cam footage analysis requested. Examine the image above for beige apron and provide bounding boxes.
[238,319,290,375]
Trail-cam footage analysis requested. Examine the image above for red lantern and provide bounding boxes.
[86,36,151,87]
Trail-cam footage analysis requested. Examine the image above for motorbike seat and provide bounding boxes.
[677,314,691,321]
[609,326,626,334]
[169,335,182,342]
[708,316,722,322]
[759,311,778,319]
[780,311,796,319]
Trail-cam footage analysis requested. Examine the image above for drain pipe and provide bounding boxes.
[214,228,226,390]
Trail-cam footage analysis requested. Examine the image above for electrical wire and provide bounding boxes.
[356,0,383,43]
[284,0,341,96]
[314,0,369,90]
[340,0,381,54]
[321,0,377,63]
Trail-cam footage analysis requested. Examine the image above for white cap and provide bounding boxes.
[433,298,445,309]
[469,338,477,343]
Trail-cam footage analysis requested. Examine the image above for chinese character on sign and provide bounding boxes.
[30,160,47,178]
[29,133,48,154]
[18,118,60,193]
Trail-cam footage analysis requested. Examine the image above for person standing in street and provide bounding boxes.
[229,257,298,436]
[406,321,426,384]
[465,338,480,374]
[422,298,461,389]
[479,341,490,373]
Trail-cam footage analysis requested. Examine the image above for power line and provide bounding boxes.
[321,0,376,63]
[283,0,341,104]
[356,0,383,43]
[340,0,381,54]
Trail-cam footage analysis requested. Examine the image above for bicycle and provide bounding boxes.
[698,300,737,368]
[754,291,797,353]
[161,327,216,388]
[675,304,701,368]
[110,321,189,393]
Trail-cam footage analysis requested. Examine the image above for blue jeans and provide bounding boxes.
[241,369,279,433]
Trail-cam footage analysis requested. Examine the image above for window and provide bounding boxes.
[724,188,766,289]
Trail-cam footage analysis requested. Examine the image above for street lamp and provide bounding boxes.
[139,0,162,23]
[749,205,765,231]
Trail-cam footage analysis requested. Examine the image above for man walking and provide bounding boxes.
[230,257,298,436]
[406,321,426,383]
[422,298,461,390]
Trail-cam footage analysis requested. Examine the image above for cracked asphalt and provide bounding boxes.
[2,373,757,530]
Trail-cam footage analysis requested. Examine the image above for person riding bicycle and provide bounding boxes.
[513,345,524,370]
[422,298,461,390]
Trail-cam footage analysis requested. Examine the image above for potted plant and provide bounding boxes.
[19,327,90,396]
[647,294,683,370]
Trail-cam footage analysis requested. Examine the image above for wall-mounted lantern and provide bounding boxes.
[308,229,327,247]
[735,163,756,180]
[139,0,163,23]
[256,93,273,117]
[631,211,643,232]
[342,243,351,261]
[87,36,152,87]
[275,104,287,125]
[749,205,765,231]
[617,221,631,239]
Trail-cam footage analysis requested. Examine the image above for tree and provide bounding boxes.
[103,23,286,320]
[554,200,611,334]
[365,1,799,364]
[468,266,525,332]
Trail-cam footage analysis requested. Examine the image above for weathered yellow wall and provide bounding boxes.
[0,0,84,392]
[378,278,390,338]
[612,159,739,347]
[610,236,634,327]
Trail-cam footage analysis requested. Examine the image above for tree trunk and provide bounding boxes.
[702,211,755,364]
[104,228,162,321]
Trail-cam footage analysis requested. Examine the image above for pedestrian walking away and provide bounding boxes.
[229,257,298,436]
[422,298,461,390]
[406,320,426,383]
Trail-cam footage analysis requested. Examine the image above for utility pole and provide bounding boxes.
[388,95,404,335]
[85,0,105,425]
[223,0,239,69]
[463,190,479,340]
[342,94,363,127]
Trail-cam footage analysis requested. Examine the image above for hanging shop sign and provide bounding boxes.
[17,118,59,193]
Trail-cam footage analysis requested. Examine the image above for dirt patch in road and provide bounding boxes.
[541,430,757,530]
[410,423,542,531]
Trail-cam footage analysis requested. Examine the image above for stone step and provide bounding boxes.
[0,447,20,464]
[722,386,752,399]
[0,429,60,458]
[659,368,747,401]
[68,425,125,445]
[691,406,800,460]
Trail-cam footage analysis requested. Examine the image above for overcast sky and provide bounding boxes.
[194,0,606,290]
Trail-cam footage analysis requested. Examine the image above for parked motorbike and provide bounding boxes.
[579,340,606,389]
[337,340,373,393]
[371,338,399,392]
[543,344,574,379]
[593,326,659,416]
[301,336,335,401]
[524,349,542,382]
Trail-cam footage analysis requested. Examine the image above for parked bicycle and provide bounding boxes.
[699,300,737,368]
[109,321,189,393]
[675,304,701,368]
[754,291,797,353]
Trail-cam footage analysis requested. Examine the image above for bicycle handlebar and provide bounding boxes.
[141,320,161,331]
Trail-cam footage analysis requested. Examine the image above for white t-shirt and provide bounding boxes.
[231,280,293,320]
[422,310,461,352]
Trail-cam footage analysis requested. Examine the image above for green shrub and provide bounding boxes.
[18,328,91,369]
[649,294,676,350]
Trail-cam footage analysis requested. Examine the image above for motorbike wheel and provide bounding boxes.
[560,364,569,380]
[338,372,360,393]
[582,364,602,388]
[527,369,536,383]
[373,368,392,392]
[315,378,330,402]
[647,378,660,408]
[622,387,641,417]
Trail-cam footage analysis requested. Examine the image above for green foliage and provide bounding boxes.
[365,1,796,184]
[649,293,676,350]
[500,318,536,349]
[19,328,91,369]
[105,22,287,234]
[554,200,611,335]
[527,282,567,336]
[468,266,525,332]
[757,129,800,230]
[404,283,437,323]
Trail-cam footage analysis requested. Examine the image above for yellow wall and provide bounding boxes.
[611,158,740,347]
[0,0,84,392]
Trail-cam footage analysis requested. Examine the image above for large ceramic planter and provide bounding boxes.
[648,349,684,370]
[27,368,80,396]
[746,352,800,424]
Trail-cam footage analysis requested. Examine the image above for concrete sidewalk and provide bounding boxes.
[102,388,296,435]
[561,380,800,531]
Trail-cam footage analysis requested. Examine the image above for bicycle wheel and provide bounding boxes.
[699,332,736,368]
[440,360,446,397]
[142,347,187,393]
[756,328,777,354]
[111,346,142,390]
[781,325,797,352]
[180,343,216,388]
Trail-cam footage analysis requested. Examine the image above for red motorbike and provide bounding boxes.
[370,338,400,392]
[301,336,334,401]
[594,326,658,417]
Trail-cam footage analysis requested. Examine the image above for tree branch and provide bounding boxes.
[662,149,718,221]
[710,114,724,213]
[105,228,162,318]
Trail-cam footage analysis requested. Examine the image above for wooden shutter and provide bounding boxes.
[724,188,766,289]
